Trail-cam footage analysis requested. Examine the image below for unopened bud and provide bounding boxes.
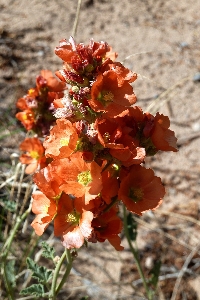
[53,256,60,264]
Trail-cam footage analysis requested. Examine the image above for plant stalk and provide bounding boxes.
[123,205,151,299]
[49,249,72,300]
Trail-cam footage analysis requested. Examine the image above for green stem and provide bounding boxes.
[56,249,72,294]
[3,263,14,300]
[1,208,31,299]
[49,249,72,300]
[123,205,150,299]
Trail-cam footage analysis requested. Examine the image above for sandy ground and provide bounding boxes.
[1,0,200,299]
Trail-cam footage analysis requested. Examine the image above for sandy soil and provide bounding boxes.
[1,0,200,299]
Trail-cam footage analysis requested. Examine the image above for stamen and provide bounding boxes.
[129,187,143,203]
[29,150,39,160]
[77,170,92,186]
[103,91,114,102]
[60,137,70,146]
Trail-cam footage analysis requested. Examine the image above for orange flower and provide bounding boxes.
[89,71,136,117]
[31,191,57,236]
[100,60,137,85]
[53,153,102,204]
[34,164,64,200]
[109,135,146,167]
[16,110,35,131]
[20,137,46,174]
[54,196,93,249]
[148,113,178,152]
[90,206,123,251]
[16,97,29,111]
[114,107,177,155]
[96,117,145,166]
[55,39,75,63]
[96,117,123,149]
[43,119,78,159]
[90,41,117,61]
[39,70,66,93]
[118,165,165,215]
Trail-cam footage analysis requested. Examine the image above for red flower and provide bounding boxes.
[101,168,119,204]
[90,206,123,251]
[118,165,165,215]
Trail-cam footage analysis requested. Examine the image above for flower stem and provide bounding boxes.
[1,208,31,299]
[56,249,72,294]
[49,249,72,300]
[123,205,151,299]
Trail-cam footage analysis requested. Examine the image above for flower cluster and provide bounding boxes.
[18,37,177,250]
[16,70,66,136]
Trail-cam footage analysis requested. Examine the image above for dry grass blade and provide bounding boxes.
[155,210,200,228]
[147,76,191,114]
[170,242,200,300]
[134,216,199,253]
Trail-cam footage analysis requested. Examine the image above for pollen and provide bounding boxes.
[29,150,40,160]
[44,204,49,214]
[103,91,114,102]
[66,212,79,223]
[129,187,143,203]
[77,170,92,186]
[60,137,70,146]
[103,132,110,143]
[28,89,35,96]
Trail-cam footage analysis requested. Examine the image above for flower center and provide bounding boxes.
[29,150,40,160]
[77,170,92,186]
[60,137,70,146]
[103,132,110,143]
[28,88,35,96]
[102,91,114,102]
[97,90,114,106]
[129,187,143,203]
[66,212,79,223]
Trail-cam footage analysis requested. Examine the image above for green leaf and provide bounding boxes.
[1,197,17,212]
[26,257,53,284]
[5,260,16,288]
[127,212,137,241]
[41,241,55,261]
[148,260,161,288]
[20,284,44,297]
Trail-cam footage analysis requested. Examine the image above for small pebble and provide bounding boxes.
[193,72,200,82]
[37,50,44,56]
[145,256,153,269]
[192,122,200,132]
[179,41,189,49]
